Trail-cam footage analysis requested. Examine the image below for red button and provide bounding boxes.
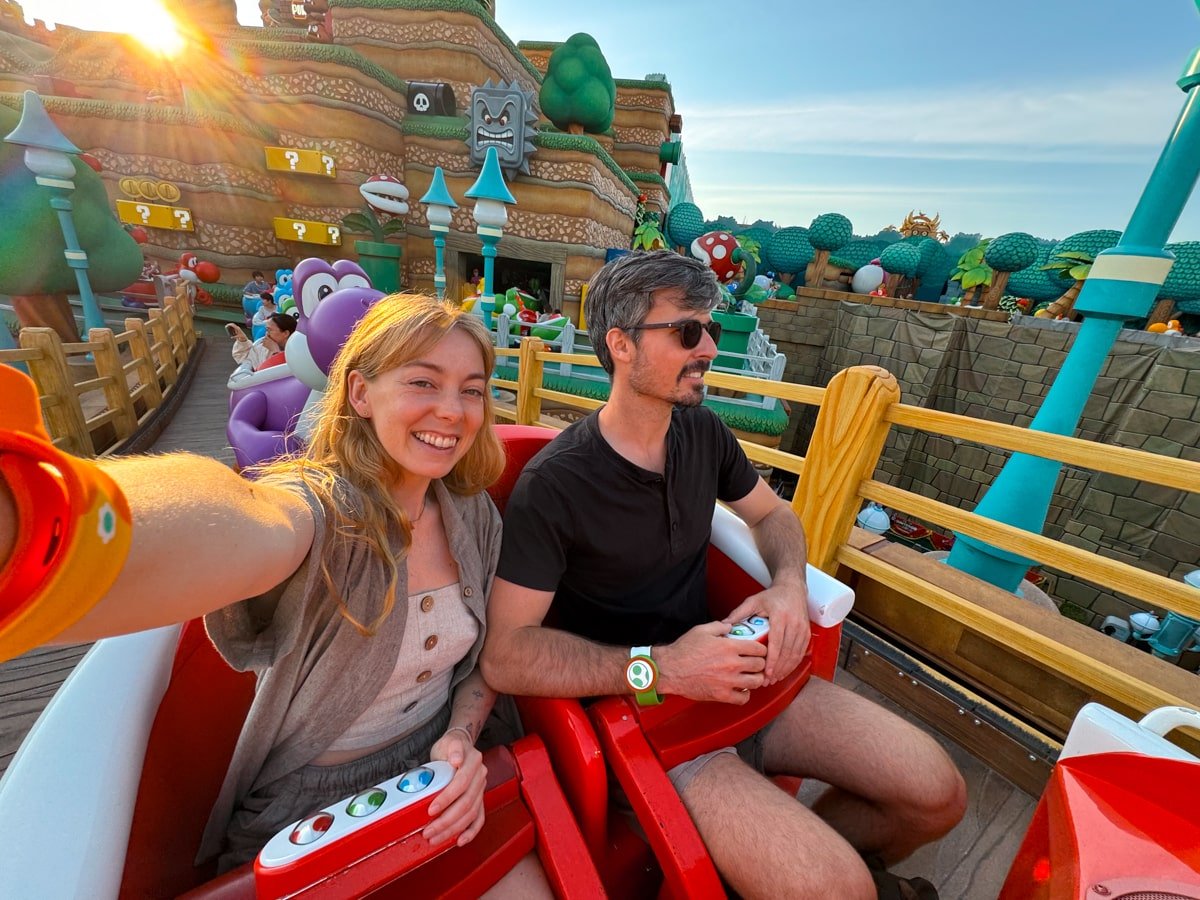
[290,812,334,845]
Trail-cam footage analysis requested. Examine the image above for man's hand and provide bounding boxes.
[423,728,487,847]
[723,578,811,685]
[226,323,248,342]
[657,621,768,704]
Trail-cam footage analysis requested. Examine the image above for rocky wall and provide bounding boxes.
[759,296,1200,629]
[333,4,543,113]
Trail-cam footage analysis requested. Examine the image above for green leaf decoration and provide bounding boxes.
[341,212,376,234]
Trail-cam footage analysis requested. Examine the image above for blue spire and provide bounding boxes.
[419,166,458,208]
[464,146,516,204]
[4,91,80,154]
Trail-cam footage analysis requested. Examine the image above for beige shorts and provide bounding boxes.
[665,718,775,796]
[611,718,777,830]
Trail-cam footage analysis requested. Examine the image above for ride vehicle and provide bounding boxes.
[0,424,854,899]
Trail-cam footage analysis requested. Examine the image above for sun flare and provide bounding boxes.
[20,0,186,58]
[126,3,186,58]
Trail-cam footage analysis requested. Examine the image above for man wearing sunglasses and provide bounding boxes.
[483,251,964,900]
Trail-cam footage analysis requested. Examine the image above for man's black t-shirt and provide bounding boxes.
[496,406,760,646]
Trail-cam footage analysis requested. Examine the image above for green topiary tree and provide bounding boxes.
[903,236,947,298]
[879,242,922,297]
[1042,229,1121,318]
[734,226,774,263]
[665,201,706,253]
[539,33,616,135]
[949,239,993,304]
[805,212,853,287]
[982,232,1038,309]
[763,227,814,284]
[829,239,885,274]
[1160,240,1200,317]
[1006,244,1062,303]
[0,99,143,342]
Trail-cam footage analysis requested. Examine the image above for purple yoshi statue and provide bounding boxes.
[226,258,383,469]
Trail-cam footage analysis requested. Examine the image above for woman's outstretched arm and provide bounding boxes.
[1,453,313,644]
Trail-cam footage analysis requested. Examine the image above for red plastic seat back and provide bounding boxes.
[120,619,256,897]
[489,425,555,514]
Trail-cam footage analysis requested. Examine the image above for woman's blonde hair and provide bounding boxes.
[255,294,505,635]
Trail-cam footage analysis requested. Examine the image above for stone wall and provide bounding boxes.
[759,293,1200,628]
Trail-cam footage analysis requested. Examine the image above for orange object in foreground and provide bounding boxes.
[0,365,132,661]
[1000,752,1200,899]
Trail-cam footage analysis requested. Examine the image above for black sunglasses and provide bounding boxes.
[625,318,722,349]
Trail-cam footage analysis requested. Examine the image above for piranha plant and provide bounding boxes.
[340,205,406,244]
[631,194,667,250]
[340,174,412,293]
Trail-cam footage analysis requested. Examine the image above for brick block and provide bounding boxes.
[1122,409,1171,436]
[1017,363,1049,382]
[1150,366,1188,393]
[1011,344,1043,364]
[1056,578,1100,606]
[1088,592,1141,621]
[1041,348,1068,368]
[1111,496,1162,528]
[1143,436,1184,457]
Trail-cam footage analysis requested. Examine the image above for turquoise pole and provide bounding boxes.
[49,193,105,335]
[479,232,500,329]
[947,47,1200,591]
[432,231,447,299]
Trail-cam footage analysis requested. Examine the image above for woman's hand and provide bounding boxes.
[423,726,487,847]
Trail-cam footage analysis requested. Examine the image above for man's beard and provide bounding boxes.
[628,356,709,407]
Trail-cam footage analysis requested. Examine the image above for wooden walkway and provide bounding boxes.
[0,321,1036,897]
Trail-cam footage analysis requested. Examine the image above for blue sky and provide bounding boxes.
[19,0,1200,242]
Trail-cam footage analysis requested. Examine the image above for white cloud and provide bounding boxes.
[683,78,1181,164]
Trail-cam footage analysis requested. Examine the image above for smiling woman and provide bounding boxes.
[21,0,185,56]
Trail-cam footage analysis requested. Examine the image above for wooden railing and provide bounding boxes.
[501,338,1200,738]
[0,295,198,457]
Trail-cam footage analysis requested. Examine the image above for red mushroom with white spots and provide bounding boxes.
[690,231,742,284]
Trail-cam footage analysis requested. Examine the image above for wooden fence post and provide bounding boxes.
[516,337,545,426]
[163,299,188,368]
[20,327,93,456]
[89,327,138,440]
[792,365,900,574]
[170,294,197,352]
[147,309,178,387]
[124,317,164,409]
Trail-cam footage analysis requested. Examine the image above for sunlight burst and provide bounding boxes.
[22,0,185,57]
[126,2,185,58]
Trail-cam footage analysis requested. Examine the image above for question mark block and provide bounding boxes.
[116,199,195,231]
[264,146,337,178]
[274,217,342,246]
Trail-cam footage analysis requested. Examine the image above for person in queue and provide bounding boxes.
[0,296,548,894]
[481,251,966,900]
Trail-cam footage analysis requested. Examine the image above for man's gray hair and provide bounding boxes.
[585,250,721,375]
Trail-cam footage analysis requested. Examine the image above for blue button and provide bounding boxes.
[398,766,435,793]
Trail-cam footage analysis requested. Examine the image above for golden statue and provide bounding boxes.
[895,211,949,243]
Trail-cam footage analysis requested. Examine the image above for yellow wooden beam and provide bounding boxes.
[888,404,1200,495]
[862,479,1200,620]
[837,545,1196,716]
